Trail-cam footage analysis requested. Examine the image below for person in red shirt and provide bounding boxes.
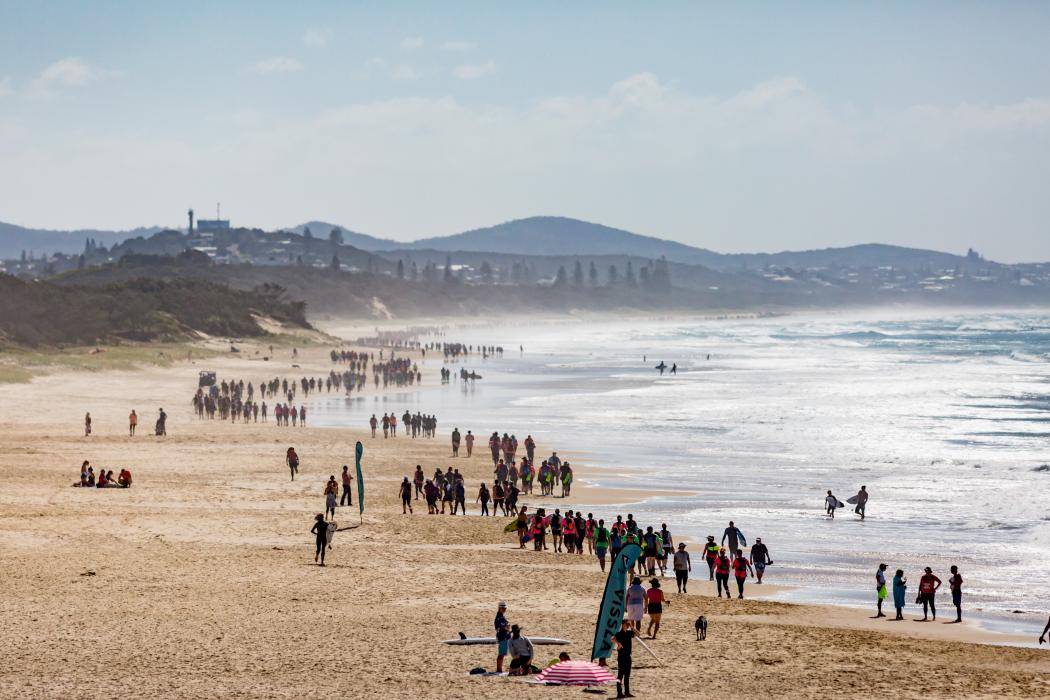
[917,567,942,621]
[715,548,732,599]
[645,578,665,639]
[733,551,755,599]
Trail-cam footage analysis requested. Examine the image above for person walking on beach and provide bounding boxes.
[892,569,908,620]
[516,506,528,548]
[595,519,610,572]
[465,430,474,457]
[948,565,963,623]
[324,476,338,520]
[645,578,664,638]
[875,563,889,618]
[613,619,635,699]
[369,414,377,438]
[399,476,414,514]
[550,509,563,553]
[413,465,424,500]
[722,521,745,556]
[286,447,299,481]
[704,536,719,580]
[715,548,732,599]
[673,543,691,593]
[476,483,490,516]
[489,432,501,465]
[854,485,869,519]
[451,427,461,457]
[128,410,137,436]
[310,513,328,566]
[626,577,646,632]
[494,602,510,674]
[84,412,92,437]
[1040,616,1050,645]
[659,524,673,575]
[751,538,771,583]
[453,478,466,515]
[340,465,354,507]
[733,550,754,599]
[825,490,839,518]
[916,567,942,621]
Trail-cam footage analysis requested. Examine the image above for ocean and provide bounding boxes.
[312,309,1050,636]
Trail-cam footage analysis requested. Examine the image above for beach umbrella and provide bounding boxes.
[533,660,616,686]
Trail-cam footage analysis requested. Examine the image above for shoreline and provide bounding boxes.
[2,337,1049,698]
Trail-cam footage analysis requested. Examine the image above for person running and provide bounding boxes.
[948,565,963,623]
[704,536,720,581]
[854,485,869,519]
[715,548,732,599]
[626,577,646,632]
[875,563,889,618]
[916,567,942,621]
[340,466,354,507]
[310,513,328,566]
[825,489,839,518]
[645,578,665,638]
[476,483,490,516]
[733,550,754,599]
[673,543,691,593]
[750,538,771,583]
[128,410,137,436]
[892,569,908,621]
[613,620,635,700]
[324,476,338,520]
[722,521,745,556]
[494,602,510,674]
[594,519,611,572]
[286,447,299,481]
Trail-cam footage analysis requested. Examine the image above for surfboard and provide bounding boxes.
[443,637,569,646]
[846,496,859,505]
[834,498,846,508]
[326,521,337,544]
[503,520,520,533]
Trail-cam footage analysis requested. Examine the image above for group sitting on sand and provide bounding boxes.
[73,461,132,488]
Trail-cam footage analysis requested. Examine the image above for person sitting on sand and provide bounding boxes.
[547,652,571,667]
[75,461,90,487]
[96,469,108,488]
[507,625,534,676]
[117,469,132,488]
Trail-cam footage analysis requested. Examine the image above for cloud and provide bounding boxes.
[303,28,333,48]
[0,77,12,98]
[391,65,422,81]
[453,61,497,80]
[439,41,474,51]
[252,57,304,75]
[29,57,112,98]
[400,36,424,50]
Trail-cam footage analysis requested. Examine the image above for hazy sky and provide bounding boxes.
[1,2,1049,261]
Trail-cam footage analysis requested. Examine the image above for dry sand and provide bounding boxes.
[2,340,1049,699]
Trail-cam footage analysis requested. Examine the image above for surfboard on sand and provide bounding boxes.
[443,636,569,646]
[326,521,337,544]
[846,496,859,505]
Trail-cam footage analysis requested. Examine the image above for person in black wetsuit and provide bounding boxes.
[613,619,635,698]
[310,513,328,566]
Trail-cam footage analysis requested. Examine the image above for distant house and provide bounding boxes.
[196,219,230,233]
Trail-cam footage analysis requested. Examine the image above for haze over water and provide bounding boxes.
[314,310,1050,634]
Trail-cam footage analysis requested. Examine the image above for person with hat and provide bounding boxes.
[508,624,534,675]
[494,601,510,673]
[875,563,889,618]
[750,538,772,583]
[917,567,942,621]
[672,543,691,593]
[704,536,719,580]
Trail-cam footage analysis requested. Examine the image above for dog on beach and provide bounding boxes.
[694,615,707,641]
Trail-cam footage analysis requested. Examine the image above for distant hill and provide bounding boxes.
[0,221,163,259]
[285,221,397,251]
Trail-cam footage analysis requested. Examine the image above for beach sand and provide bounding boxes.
[2,340,1049,699]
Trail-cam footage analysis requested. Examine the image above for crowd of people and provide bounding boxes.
[873,563,965,623]
[369,412,439,438]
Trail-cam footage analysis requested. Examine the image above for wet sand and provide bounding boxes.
[1,340,1049,699]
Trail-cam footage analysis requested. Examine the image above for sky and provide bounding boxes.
[1,1,1049,262]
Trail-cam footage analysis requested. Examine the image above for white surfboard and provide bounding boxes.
[443,636,569,646]
[846,496,859,505]
[326,521,337,544]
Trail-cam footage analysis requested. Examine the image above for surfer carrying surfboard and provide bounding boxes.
[825,490,843,518]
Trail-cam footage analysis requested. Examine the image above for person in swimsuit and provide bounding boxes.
[310,513,328,566]
[948,565,963,623]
